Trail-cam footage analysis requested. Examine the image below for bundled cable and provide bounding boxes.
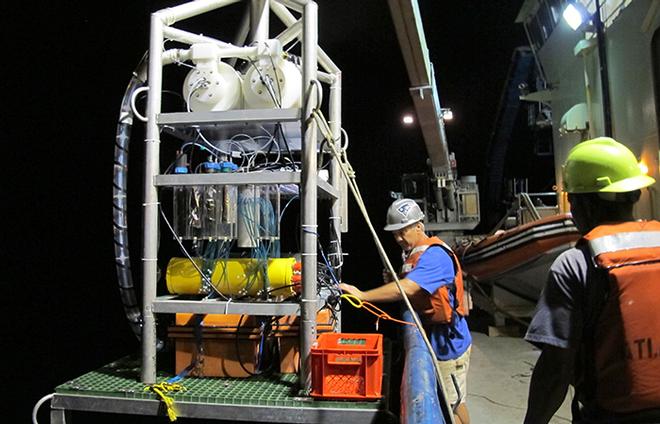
[234,315,279,376]
[113,53,148,341]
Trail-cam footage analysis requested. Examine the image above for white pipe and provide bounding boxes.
[141,12,165,385]
[250,0,270,43]
[270,1,339,74]
[273,0,307,13]
[216,45,260,59]
[31,393,53,424]
[317,71,335,84]
[156,0,241,26]
[162,48,193,65]
[227,5,251,67]
[299,0,318,395]
[275,19,302,46]
[234,6,251,46]
[329,75,342,196]
[163,27,260,58]
[163,26,232,47]
[130,86,149,122]
[328,71,343,328]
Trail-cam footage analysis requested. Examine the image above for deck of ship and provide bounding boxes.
[468,332,571,423]
[50,345,394,423]
[49,332,573,423]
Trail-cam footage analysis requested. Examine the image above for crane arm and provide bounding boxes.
[387,0,452,180]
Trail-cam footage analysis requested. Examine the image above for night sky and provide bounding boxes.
[4,1,526,421]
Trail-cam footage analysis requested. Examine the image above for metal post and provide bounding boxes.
[227,6,251,67]
[50,407,70,424]
[299,0,318,394]
[594,0,612,137]
[141,12,164,384]
[329,72,343,330]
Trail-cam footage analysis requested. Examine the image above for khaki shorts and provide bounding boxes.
[437,346,471,406]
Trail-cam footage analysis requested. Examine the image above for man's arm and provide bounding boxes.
[339,278,423,303]
[524,345,575,424]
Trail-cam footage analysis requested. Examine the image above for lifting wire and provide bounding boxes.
[308,86,456,424]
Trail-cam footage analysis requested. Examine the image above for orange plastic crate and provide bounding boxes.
[310,333,383,400]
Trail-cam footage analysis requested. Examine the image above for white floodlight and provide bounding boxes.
[563,2,590,31]
[441,108,453,121]
[402,115,414,125]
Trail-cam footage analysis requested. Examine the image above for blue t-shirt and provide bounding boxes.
[406,246,472,361]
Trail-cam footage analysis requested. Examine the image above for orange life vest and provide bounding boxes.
[400,236,467,324]
[583,220,660,413]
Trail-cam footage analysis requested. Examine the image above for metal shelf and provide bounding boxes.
[153,295,313,316]
[157,108,301,127]
[154,171,339,199]
[154,171,300,186]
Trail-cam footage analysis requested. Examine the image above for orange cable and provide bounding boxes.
[341,294,415,328]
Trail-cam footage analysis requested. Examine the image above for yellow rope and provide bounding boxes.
[144,382,186,421]
[340,293,415,329]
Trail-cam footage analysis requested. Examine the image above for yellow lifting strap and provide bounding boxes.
[144,382,186,421]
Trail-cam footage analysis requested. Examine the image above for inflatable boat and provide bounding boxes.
[457,214,580,301]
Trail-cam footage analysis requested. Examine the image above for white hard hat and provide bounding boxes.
[384,198,424,231]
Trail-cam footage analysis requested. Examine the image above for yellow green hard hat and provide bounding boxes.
[562,137,655,193]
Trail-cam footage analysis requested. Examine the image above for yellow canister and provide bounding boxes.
[166,257,298,298]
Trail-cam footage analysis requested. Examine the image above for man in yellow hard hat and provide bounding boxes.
[340,198,472,424]
[524,137,660,423]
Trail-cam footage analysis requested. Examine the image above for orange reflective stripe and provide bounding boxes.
[584,221,660,241]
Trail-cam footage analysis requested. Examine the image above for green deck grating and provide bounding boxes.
[55,356,383,410]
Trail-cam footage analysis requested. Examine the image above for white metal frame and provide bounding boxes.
[140,0,344,394]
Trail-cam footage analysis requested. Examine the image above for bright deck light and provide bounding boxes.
[563,3,585,31]
[402,115,414,125]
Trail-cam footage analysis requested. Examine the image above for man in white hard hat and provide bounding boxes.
[340,198,472,424]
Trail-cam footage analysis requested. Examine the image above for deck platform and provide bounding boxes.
[51,353,392,423]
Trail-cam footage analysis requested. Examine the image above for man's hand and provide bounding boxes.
[339,283,365,298]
